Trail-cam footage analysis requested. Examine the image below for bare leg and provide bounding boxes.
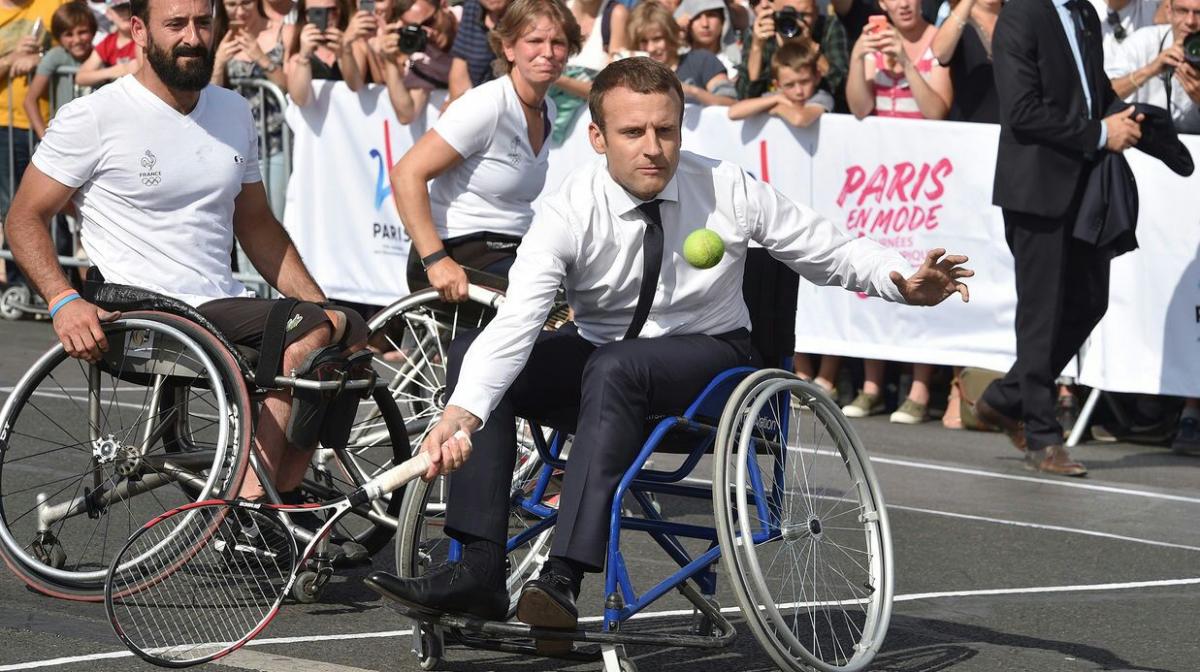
[815,355,840,393]
[238,325,332,499]
[907,364,934,405]
[862,360,885,397]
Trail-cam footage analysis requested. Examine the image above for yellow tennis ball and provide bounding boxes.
[683,229,725,269]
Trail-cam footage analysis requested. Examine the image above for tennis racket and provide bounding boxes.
[104,449,438,668]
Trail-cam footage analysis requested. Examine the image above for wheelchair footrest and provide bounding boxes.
[381,601,737,653]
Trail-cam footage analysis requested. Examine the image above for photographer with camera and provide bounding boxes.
[737,0,848,102]
[377,0,460,123]
[286,0,376,106]
[1105,0,1200,133]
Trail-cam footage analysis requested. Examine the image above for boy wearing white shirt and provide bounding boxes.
[369,57,972,631]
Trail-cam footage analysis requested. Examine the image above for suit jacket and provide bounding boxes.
[1073,152,1138,258]
[992,0,1122,218]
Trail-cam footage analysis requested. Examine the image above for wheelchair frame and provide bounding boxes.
[392,366,894,672]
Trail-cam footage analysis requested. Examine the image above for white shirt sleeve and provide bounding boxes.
[241,101,263,184]
[431,85,501,158]
[447,199,580,426]
[30,100,101,188]
[742,172,910,303]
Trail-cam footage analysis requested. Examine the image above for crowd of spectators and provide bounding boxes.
[0,0,1198,450]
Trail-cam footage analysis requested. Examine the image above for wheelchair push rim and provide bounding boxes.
[0,316,250,594]
[714,370,894,672]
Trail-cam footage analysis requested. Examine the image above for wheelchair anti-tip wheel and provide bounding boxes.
[0,313,252,600]
[713,370,893,672]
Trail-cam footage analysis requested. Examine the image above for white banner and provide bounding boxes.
[285,83,1200,396]
[794,114,1017,372]
[283,82,442,306]
[1077,139,1200,397]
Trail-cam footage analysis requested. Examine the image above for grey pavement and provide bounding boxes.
[0,317,1196,672]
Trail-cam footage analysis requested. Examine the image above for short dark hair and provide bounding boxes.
[588,57,684,131]
[130,0,150,23]
[51,2,99,39]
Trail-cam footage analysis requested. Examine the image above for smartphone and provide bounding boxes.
[307,6,330,32]
[867,14,888,33]
[359,0,376,13]
[29,17,44,40]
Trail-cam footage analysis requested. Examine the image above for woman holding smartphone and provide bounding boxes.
[286,0,377,106]
[390,0,581,300]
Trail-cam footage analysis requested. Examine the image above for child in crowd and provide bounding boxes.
[23,3,98,139]
[75,0,136,87]
[727,39,831,127]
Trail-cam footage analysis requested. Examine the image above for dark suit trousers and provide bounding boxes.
[981,205,1111,450]
[443,324,758,571]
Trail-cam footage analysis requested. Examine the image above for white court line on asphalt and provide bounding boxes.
[4,577,1199,671]
[887,503,1200,553]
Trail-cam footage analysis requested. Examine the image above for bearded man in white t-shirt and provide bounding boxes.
[4,0,368,518]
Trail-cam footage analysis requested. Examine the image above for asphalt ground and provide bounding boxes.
[0,316,1197,672]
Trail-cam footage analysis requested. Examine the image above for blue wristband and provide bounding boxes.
[49,293,81,318]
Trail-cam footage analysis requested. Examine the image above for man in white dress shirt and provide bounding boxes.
[368,57,972,632]
[1104,0,1200,134]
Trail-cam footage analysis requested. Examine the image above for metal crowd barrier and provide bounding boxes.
[0,70,291,317]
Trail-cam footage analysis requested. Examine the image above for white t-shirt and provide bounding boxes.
[429,75,557,240]
[1104,25,1200,134]
[32,76,262,307]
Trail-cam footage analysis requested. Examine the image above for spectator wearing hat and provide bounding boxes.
[738,0,848,105]
[674,0,742,76]
[626,0,736,105]
[76,0,137,87]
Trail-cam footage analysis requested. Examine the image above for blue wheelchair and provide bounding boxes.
[390,357,894,671]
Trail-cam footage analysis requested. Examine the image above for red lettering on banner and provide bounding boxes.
[886,162,915,202]
[924,158,953,200]
[835,157,952,272]
[859,166,889,206]
[837,166,866,208]
[760,140,771,183]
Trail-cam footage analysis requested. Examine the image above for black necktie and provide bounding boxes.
[1065,0,1098,116]
[624,199,664,340]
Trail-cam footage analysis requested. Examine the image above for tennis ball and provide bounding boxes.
[683,229,725,269]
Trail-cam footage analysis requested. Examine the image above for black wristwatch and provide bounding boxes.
[420,249,449,271]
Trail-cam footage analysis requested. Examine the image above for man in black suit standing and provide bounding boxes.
[977,0,1144,475]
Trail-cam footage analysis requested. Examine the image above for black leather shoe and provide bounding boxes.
[365,564,508,621]
[517,570,579,630]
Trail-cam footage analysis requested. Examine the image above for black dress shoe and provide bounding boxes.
[365,564,508,621]
[517,570,579,630]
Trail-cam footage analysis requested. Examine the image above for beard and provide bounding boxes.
[145,32,214,91]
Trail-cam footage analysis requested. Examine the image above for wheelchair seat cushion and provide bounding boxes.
[86,282,257,375]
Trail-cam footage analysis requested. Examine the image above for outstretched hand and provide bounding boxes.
[889,248,973,306]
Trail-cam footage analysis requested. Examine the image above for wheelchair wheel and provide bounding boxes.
[713,370,893,672]
[366,286,506,450]
[0,313,252,600]
[394,418,555,615]
[303,386,409,554]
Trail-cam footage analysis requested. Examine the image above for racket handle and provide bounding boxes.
[363,452,432,501]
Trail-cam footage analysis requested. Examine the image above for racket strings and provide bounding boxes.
[108,505,296,664]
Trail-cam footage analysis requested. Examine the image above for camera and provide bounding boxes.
[1184,32,1200,69]
[398,24,428,54]
[773,6,804,39]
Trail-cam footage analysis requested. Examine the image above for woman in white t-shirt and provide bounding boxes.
[390,0,582,302]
